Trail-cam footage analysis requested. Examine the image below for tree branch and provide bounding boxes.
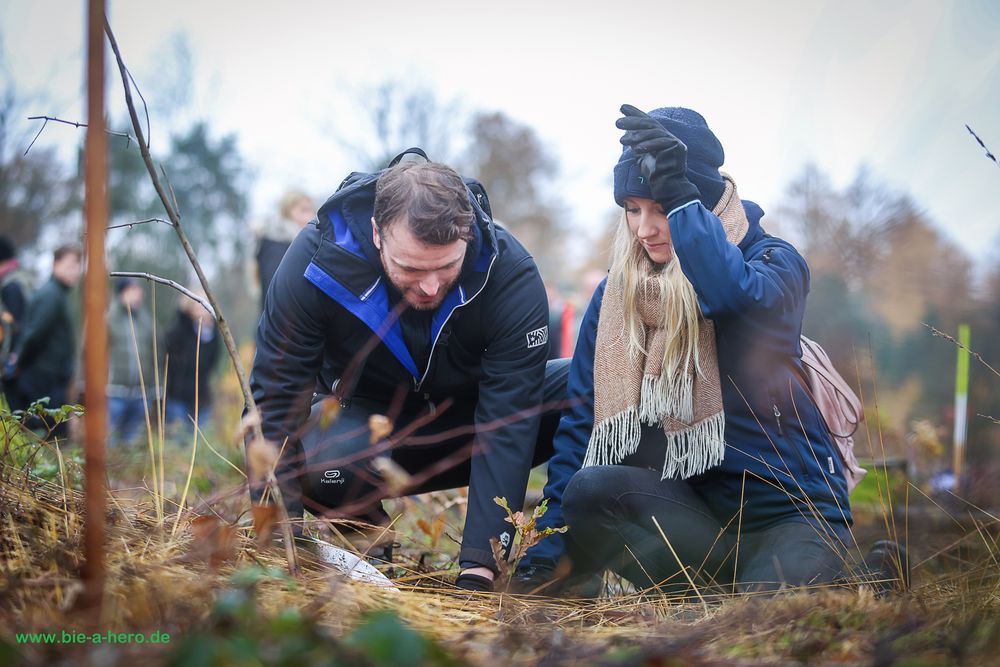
[105,217,173,231]
[104,17,298,574]
[109,272,215,318]
[965,124,999,169]
[924,323,1000,379]
[24,115,134,155]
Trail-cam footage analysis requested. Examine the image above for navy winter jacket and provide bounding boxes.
[250,169,550,569]
[529,199,852,564]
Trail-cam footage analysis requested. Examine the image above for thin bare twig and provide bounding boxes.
[924,323,1000,379]
[109,272,215,318]
[24,115,134,155]
[104,16,298,574]
[105,217,173,231]
[965,124,998,168]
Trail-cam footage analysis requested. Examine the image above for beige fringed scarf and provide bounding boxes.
[583,175,750,480]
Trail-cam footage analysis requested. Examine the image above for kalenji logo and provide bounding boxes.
[525,326,548,349]
[321,469,345,485]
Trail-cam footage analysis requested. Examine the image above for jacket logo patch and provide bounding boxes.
[526,326,548,349]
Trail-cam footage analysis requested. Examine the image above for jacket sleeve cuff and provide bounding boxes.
[666,199,702,220]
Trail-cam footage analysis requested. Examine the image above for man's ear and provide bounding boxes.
[371,216,381,250]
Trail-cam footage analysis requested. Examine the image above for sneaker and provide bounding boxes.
[862,539,910,596]
[509,561,557,595]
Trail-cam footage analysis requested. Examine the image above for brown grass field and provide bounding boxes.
[1,387,999,667]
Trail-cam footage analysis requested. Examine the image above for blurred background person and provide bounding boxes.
[107,278,154,447]
[0,236,35,398]
[164,291,221,432]
[7,244,82,438]
[254,189,315,310]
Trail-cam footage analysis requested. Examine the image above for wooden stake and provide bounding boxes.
[80,0,109,612]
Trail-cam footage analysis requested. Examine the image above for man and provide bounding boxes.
[107,278,154,446]
[250,153,567,591]
[8,244,82,435]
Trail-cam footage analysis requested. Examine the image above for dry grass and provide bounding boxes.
[2,453,999,667]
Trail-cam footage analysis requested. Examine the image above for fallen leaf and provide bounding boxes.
[368,414,393,444]
[370,456,411,496]
[246,438,279,483]
[188,515,237,568]
[238,409,262,439]
[251,503,277,548]
[318,397,341,429]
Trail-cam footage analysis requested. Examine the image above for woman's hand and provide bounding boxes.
[616,104,700,213]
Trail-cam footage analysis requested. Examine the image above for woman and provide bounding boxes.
[255,189,316,310]
[524,105,864,595]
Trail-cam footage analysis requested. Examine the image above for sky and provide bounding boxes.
[2,0,999,271]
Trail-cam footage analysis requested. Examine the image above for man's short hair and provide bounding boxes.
[53,243,83,263]
[373,162,475,245]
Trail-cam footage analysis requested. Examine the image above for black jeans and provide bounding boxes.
[562,465,856,594]
[276,359,571,527]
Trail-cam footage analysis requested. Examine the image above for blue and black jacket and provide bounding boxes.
[528,199,853,565]
[250,168,550,569]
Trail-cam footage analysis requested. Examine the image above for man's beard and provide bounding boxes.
[380,253,458,311]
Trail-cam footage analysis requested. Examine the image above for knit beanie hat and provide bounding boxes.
[613,107,726,211]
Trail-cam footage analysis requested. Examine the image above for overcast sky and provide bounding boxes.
[3,0,999,270]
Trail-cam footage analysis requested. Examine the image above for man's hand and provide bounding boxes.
[616,104,701,213]
[456,566,495,592]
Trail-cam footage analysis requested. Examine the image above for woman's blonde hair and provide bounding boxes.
[279,189,313,221]
[609,210,703,378]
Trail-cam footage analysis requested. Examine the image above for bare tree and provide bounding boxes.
[337,80,462,171]
[0,81,79,248]
[463,111,567,281]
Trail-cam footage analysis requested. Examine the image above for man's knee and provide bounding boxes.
[297,400,385,509]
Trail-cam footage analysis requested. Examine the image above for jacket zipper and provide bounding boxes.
[772,397,810,479]
[414,252,499,392]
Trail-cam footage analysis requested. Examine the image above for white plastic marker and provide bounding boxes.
[312,539,400,591]
[952,323,970,486]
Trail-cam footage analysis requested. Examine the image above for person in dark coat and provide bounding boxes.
[8,244,82,437]
[0,236,34,387]
[255,189,316,311]
[164,292,221,430]
[250,153,567,592]
[516,106,868,596]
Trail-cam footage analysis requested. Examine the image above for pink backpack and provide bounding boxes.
[799,335,867,492]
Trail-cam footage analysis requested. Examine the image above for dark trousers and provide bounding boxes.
[277,359,571,526]
[562,465,856,594]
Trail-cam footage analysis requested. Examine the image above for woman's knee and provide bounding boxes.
[562,465,632,524]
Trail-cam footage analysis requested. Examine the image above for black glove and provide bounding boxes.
[616,104,701,213]
[455,572,494,592]
[509,561,557,595]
